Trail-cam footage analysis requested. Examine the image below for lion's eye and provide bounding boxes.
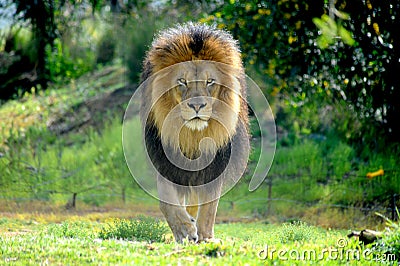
[206,78,215,86]
[177,78,187,86]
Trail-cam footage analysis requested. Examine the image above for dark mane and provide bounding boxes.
[141,23,243,81]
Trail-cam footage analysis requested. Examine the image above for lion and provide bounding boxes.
[140,23,250,242]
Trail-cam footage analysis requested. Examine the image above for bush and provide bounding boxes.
[373,212,400,261]
[99,216,168,243]
[276,221,315,243]
[46,221,95,239]
[45,38,95,82]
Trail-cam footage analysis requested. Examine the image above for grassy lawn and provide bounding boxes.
[0,214,396,265]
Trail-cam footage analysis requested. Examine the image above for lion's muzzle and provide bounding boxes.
[181,96,212,131]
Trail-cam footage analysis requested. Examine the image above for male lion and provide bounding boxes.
[140,23,250,242]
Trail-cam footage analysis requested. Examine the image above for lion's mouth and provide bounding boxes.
[184,117,209,131]
[194,115,209,121]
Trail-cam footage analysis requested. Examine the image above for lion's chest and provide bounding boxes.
[144,124,231,186]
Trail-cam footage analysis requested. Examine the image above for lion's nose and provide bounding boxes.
[187,101,207,112]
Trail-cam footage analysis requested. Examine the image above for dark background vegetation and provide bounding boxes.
[0,0,399,226]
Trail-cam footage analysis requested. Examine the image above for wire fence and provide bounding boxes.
[224,169,399,222]
[1,151,399,222]
[231,194,398,220]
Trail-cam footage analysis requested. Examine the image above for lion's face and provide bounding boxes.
[175,63,223,131]
[149,61,242,156]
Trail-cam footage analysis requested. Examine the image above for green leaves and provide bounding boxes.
[313,14,355,49]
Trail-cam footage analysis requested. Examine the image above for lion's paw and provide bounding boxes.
[171,218,198,243]
[200,237,222,244]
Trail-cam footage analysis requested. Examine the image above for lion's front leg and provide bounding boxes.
[196,199,219,241]
[157,175,198,243]
[159,201,198,242]
[197,182,222,242]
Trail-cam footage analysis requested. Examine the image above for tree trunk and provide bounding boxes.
[122,187,126,204]
[66,192,78,210]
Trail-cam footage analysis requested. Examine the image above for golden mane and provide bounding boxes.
[142,23,243,79]
[141,23,248,158]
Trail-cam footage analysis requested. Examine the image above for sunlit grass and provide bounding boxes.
[0,216,396,265]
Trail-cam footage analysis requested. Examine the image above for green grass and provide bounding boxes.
[0,216,397,265]
[99,216,168,242]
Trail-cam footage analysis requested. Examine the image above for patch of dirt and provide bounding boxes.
[47,84,136,135]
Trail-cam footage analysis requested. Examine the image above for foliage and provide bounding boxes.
[205,0,400,147]
[1,0,158,98]
[13,0,57,86]
[99,216,168,243]
[0,27,38,99]
[122,15,160,83]
[93,118,142,204]
[3,0,399,150]
[163,0,220,21]
[45,38,95,82]
[337,0,400,145]
[2,0,221,96]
